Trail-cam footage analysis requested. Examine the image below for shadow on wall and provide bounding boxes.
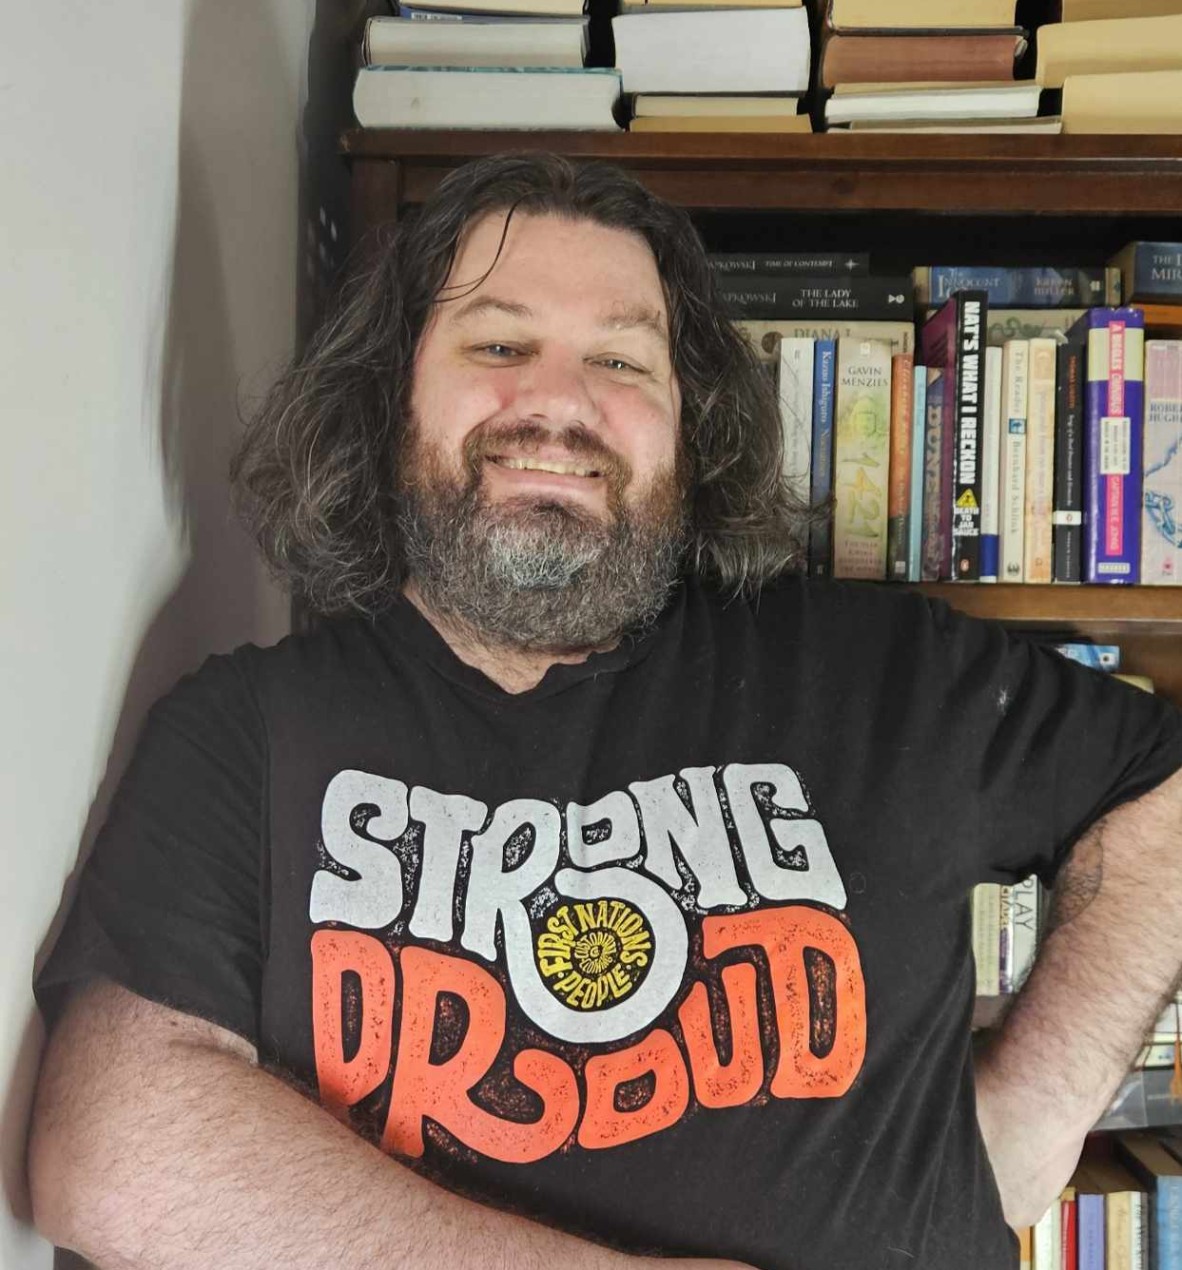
[0,1,306,1264]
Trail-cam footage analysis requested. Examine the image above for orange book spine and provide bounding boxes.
[821,31,1020,87]
[887,352,915,580]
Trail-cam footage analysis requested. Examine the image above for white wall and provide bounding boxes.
[0,3,315,1264]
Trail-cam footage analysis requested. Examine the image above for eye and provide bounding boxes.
[595,356,646,374]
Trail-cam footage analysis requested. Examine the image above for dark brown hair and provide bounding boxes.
[231,152,816,616]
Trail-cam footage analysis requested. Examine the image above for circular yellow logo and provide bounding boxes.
[534,898,653,1012]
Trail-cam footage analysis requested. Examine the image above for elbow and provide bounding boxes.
[27,1080,82,1250]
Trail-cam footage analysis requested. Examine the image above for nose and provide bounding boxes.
[513,347,602,430]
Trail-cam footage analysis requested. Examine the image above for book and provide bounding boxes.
[1053,337,1085,583]
[1061,68,1182,133]
[391,0,585,14]
[1075,1162,1107,1270]
[908,363,927,582]
[1078,307,1147,583]
[1053,641,1120,670]
[1000,874,1039,993]
[737,318,915,358]
[987,308,1089,345]
[363,13,588,66]
[999,338,1030,582]
[1112,1131,1182,1270]
[1063,1186,1078,1270]
[630,116,813,132]
[1113,243,1182,306]
[1036,15,1182,88]
[639,96,806,119]
[612,7,810,94]
[708,251,869,276]
[351,65,621,129]
[921,367,946,581]
[1017,1225,1032,1270]
[1061,0,1182,18]
[620,0,802,9]
[921,291,987,580]
[820,28,1028,87]
[826,0,1019,28]
[779,338,815,504]
[824,80,1040,124]
[1142,340,1182,586]
[1033,1202,1056,1270]
[810,339,838,578]
[837,115,1063,133]
[980,345,1003,582]
[887,352,915,580]
[972,882,1001,995]
[914,265,1119,309]
[1078,1155,1150,1270]
[1023,338,1057,585]
[717,275,915,321]
[832,338,892,579]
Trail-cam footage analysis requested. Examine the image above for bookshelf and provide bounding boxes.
[341,130,1182,704]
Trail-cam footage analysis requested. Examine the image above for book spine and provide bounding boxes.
[980,346,1003,583]
[951,293,986,580]
[833,338,892,580]
[939,361,957,580]
[1023,338,1058,584]
[887,352,914,580]
[1084,309,1146,584]
[1141,339,1182,586]
[1000,339,1030,582]
[907,364,927,583]
[709,252,870,277]
[779,337,815,505]
[1033,1206,1055,1270]
[1004,874,1039,994]
[997,884,1013,997]
[972,882,1001,996]
[1053,339,1085,583]
[1160,1179,1182,1270]
[1079,1193,1105,1270]
[1124,242,1182,304]
[917,266,1112,309]
[921,368,945,582]
[1107,1192,1132,1270]
[1061,1189,1074,1270]
[1131,1192,1145,1270]
[718,275,914,321]
[809,339,837,579]
[736,318,914,356]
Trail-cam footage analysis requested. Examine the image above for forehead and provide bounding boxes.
[440,211,670,324]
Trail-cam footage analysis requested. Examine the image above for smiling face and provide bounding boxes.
[396,210,690,653]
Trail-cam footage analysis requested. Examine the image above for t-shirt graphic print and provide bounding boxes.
[308,762,868,1165]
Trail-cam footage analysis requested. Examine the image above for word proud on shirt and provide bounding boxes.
[307,762,868,1163]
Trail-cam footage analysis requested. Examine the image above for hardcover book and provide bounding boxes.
[1036,14,1182,89]
[987,308,1088,345]
[717,275,914,322]
[820,28,1027,87]
[709,252,869,277]
[1053,337,1085,583]
[1111,241,1182,305]
[907,363,927,583]
[363,13,588,66]
[1023,338,1057,584]
[887,352,915,580]
[980,345,1003,583]
[778,338,815,505]
[1142,339,1182,586]
[832,338,892,579]
[972,883,1001,996]
[999,338,1030,582]
[1076,307,1147,584]
[914,265,1119,309]
[921,367,945,581]
[1112,1131,1182,1270]
[738,318,914,358]
[810,339,838,579]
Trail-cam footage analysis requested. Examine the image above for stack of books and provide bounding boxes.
[613,0,812,133]
[815,0,1034,134]
[720,240,1182,587]
[1033,5,1182,134]
[352,5,621,130]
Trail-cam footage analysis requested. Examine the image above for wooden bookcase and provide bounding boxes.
[341,130,1182,704]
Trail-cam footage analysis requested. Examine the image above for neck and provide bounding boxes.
[403,581,614,694]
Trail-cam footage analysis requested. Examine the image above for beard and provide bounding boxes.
[395,418,690,653]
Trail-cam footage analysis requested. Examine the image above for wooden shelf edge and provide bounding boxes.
[910,583,1182,634]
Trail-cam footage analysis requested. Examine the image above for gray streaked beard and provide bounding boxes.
[396,425,689,653]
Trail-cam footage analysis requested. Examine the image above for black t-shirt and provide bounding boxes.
[36,576,1182,1270]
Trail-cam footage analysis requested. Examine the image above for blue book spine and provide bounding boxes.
[809,338,837,578]
[923,266,1113,308]
[1159,1178,1182,1270]
[1079,307,1146,584]
[1078,1193,1105,1270]
[908,363,926,583]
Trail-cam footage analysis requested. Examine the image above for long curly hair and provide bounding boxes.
[231,152,816,616]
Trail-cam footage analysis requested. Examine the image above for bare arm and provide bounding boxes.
[28,979,747,1270]
[975,764,1182,1229]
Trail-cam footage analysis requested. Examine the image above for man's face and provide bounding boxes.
[398,211,689,652]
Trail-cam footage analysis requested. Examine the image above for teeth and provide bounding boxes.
[495,458,598,477]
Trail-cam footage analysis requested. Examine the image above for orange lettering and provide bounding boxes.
[578,1028,690,1150]
[382,946,579,1163]
[310,929,395,1112]
[703,906,866,1099]
[678,962,763,1108]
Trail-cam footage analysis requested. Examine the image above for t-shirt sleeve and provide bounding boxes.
[34,650,267,1046]
[927,597,1182,889]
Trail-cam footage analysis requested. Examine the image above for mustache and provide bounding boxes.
[462,422,631,486]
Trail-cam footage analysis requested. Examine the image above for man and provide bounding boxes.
[27,153,1182,1270]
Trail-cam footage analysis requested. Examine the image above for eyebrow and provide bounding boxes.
[445,295,669,340]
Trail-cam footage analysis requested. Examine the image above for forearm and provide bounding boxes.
[29,983,676,1270]
[975,767,1182,1225]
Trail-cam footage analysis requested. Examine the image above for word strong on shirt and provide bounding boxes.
[307,762,868,1164]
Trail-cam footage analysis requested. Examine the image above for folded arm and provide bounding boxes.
[28,979,747,1270]
[975,764,1182,1229]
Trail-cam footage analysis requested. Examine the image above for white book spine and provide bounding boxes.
[1006,874,1039,994]
[778,337,815,504]
[980,345,1004,583]
[1142,339,1182,585]
[1023,338,1058,584]
[1000,339,1030,583]
[972,882,1001,996]
[1033,1203,1056,1269]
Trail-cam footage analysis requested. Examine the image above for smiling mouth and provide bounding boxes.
[487,456,603,479]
